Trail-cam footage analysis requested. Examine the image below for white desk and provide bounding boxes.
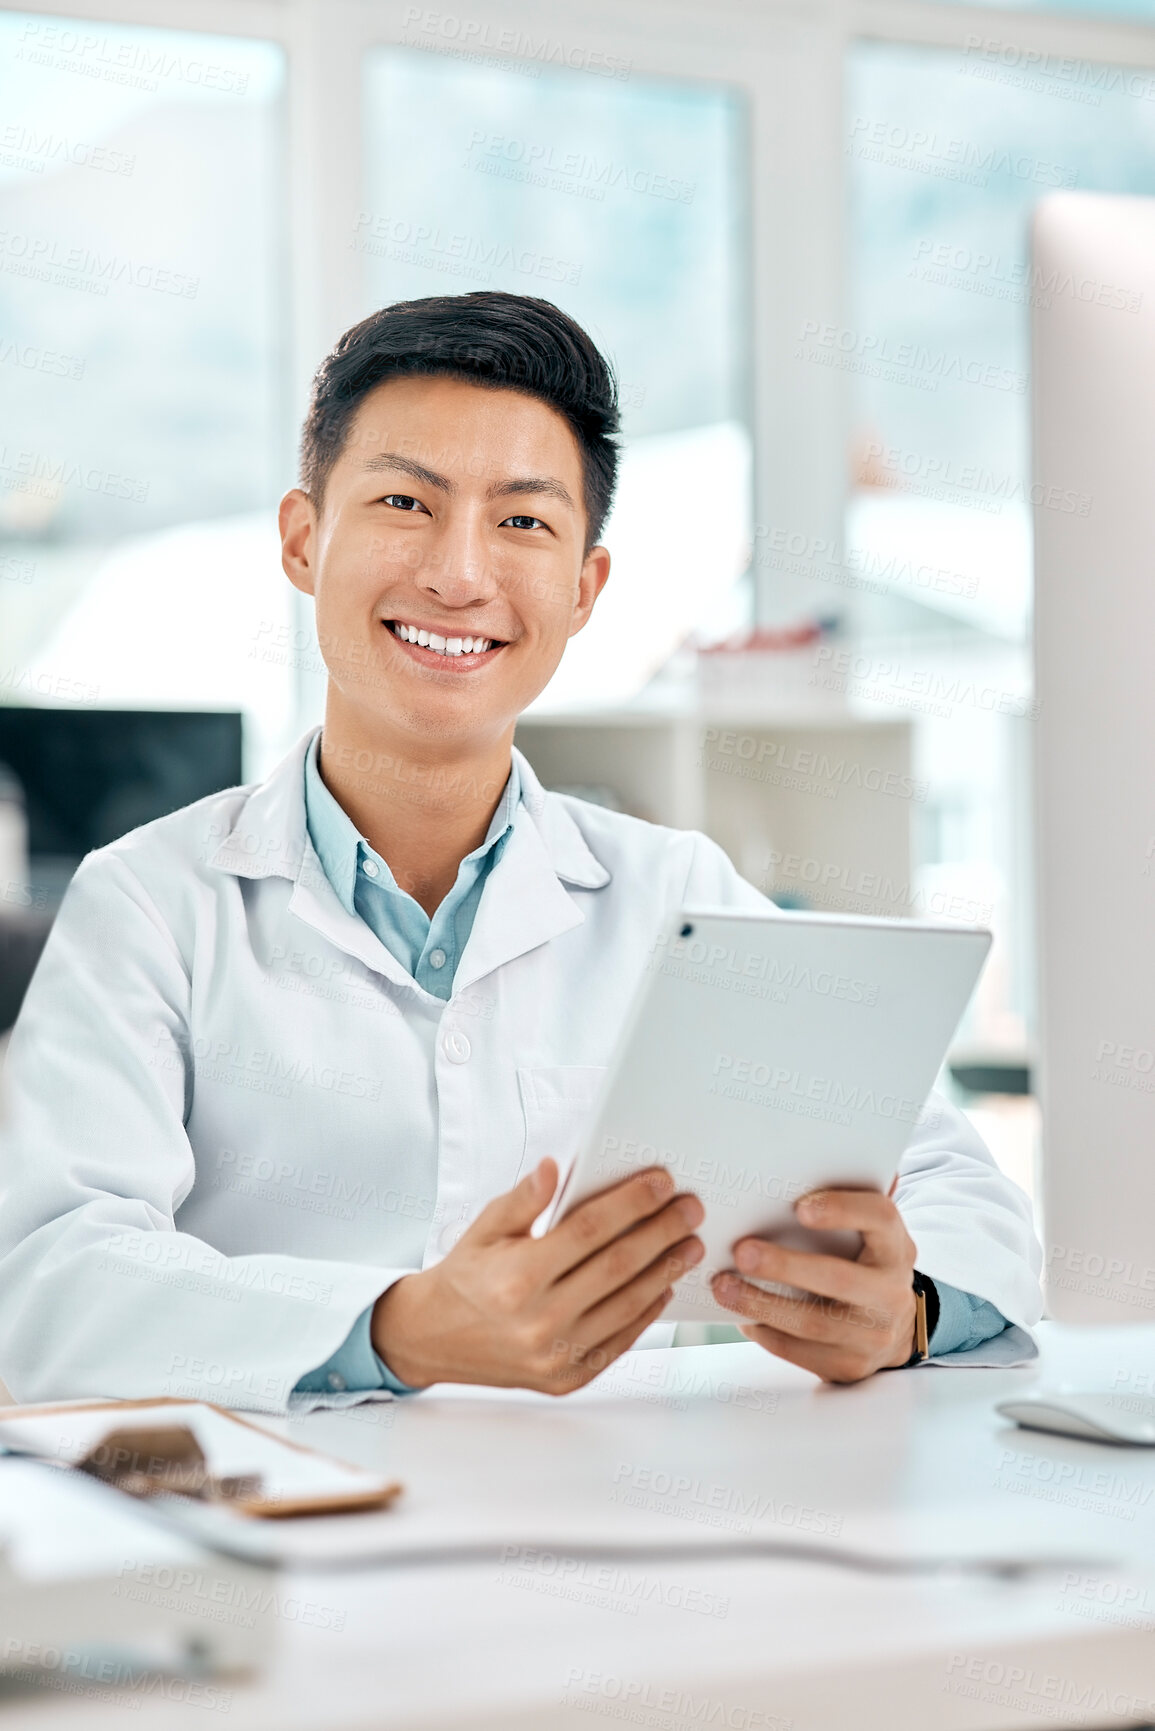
[11,1324,1155,1731]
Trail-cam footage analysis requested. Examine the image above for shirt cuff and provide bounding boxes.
[926,1276,1010,1357]
[292,1303,421,1397]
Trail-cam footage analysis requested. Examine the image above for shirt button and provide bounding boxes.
[429,948,447,970]
[442,1028,471,1064]
[326,1371,347,1392]
[361,859,380,878]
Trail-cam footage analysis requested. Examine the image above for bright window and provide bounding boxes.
[931,0,1155,15]
[845,37,1155,1057]
[360,47,752,707]
[0,12,289,775]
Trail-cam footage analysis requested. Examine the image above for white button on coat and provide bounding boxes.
[0,729,1043,1412]
[442,1028,471,1064]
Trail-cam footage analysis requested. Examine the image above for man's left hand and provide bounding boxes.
[711,1189,919,1383]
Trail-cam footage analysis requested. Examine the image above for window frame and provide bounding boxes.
[9,0,1155,632]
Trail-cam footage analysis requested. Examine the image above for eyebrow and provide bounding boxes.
[360,453,451,491]
[360,451,575,511]
[486,475,576,511]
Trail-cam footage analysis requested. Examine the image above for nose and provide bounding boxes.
[418,510,499,609]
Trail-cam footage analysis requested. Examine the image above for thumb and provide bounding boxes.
[470,1159,559,1244]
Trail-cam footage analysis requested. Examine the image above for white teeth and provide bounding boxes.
[392,621,495,656]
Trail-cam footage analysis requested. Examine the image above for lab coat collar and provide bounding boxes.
[453,745,612,991]
[208,727,610,992]
[513,746,611,892]
[208,727,315,882]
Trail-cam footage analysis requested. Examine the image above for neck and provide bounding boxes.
[317,697,517,917]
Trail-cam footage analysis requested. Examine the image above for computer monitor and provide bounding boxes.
[0,707,243,895]
[1033,192,1155,1323]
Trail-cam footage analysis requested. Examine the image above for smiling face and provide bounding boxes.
[279,374,611,758]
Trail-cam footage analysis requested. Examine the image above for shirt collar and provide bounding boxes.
[303,729,522,917]
[209,725,609,895]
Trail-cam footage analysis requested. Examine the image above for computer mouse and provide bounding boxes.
[996,1390,1155,1446]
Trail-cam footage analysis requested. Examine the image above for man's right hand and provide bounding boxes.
[369,1161,704,1393]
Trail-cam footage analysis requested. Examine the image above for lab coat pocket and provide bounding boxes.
[515,1066,608,1186]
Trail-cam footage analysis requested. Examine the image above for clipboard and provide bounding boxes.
[0,1397,402,1519]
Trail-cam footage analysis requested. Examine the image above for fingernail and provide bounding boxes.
[735,1241,760,1272]
[713,1272,737,1294]
[685,1239,705,1266]
[679,1196,704,1228]
[646,1170,674,1195]
[798,1193,823,1218]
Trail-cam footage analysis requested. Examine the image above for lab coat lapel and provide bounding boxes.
[288,846,424,995]
[207,728,314,883]
[452,750,611,993]
[208,731,612,995]
[208,727,421,995]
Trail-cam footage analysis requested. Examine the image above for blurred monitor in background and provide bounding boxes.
[0,707,242,1034]
[1031,191,1155,1326]
[0,706,243,901]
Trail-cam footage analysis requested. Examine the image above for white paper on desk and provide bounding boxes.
[0,1402,394,1508]
[0,1457,208,1581]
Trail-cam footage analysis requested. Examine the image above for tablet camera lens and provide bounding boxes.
[680,922,693,937]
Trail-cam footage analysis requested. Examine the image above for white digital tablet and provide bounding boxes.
[546,907,990,1324]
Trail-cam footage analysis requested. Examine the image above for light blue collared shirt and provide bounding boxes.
[294,730,521,1400]
[303,729,520,1001]
[293,730,1009,1395]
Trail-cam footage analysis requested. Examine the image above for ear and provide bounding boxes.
[568,544,611,638]
[279,488,318,596]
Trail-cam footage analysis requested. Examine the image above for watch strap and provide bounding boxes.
[903,1272,939,1367]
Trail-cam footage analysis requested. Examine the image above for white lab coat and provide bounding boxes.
[0,727,1042,1412]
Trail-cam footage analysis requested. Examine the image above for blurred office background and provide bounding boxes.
[4,0,1155,1216]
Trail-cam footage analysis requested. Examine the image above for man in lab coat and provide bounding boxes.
[0,293,1042,1412]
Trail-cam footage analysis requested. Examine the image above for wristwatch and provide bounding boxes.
[904,1272,940,1367]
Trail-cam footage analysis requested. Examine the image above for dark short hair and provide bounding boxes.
[299,292,621,549]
